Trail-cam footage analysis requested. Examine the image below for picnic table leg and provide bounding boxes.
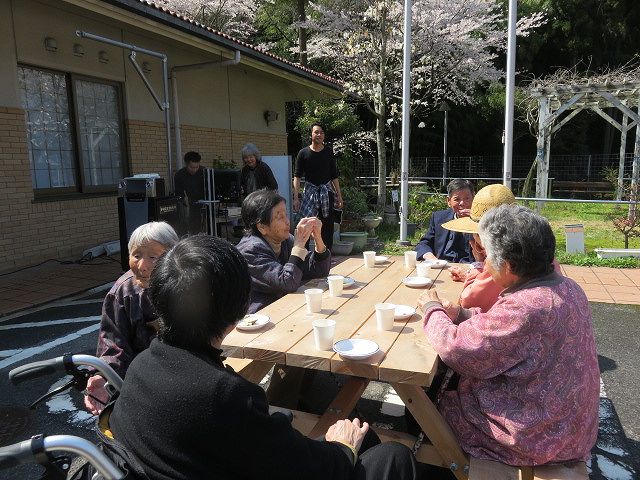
[392,382,469,480]
[308,377,369,438]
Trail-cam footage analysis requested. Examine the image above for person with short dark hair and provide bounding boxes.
[174,151,205,233]
[415,178,475,263]
[418,205,599,465]
[237,189,330,313]
[240,143,278,196]
[107,235,418,480]
[293,122,343,249]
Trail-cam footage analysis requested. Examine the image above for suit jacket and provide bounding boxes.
[415,209,474,263]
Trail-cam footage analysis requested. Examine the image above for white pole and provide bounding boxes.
[398,0,412,244]
[502,0,517,189]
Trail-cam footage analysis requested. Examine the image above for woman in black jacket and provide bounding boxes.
[240,143,278,196]
[107,235,417,480]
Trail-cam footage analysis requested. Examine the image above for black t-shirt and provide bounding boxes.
[174,166,205,203]
[294,146,338,185]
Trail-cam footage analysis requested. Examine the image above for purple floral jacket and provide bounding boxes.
[423,272,599,466]
[96,270,159,378]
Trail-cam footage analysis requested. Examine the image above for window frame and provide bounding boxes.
[19,64,130,198]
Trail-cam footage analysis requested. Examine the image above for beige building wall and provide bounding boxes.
[0,0,317,272]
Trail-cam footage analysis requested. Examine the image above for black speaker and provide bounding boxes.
[117,195,183,270]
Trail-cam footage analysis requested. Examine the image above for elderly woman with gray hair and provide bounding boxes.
[84,221,179,415]
[418,204,599,466]
[240,142,278,196]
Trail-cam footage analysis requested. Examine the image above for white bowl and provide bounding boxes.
[333,339,380,360]
[394,305,417,320]
[236,314,270,331]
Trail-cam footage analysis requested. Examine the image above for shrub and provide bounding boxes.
[408,189,447,228]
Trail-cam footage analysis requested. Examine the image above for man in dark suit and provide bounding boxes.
[415,178,475,263]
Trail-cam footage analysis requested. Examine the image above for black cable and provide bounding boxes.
[0,254,120,277]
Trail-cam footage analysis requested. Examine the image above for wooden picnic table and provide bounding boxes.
[222,256,469,479]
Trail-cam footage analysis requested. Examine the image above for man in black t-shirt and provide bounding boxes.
[293,123,343,249]
[174,151,205,233]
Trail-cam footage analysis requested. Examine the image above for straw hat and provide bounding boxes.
[441,184,516,234]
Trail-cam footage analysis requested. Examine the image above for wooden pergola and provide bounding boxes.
[530,80,640,202]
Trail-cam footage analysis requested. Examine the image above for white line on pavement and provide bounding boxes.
[0,348,23,358]
[0,316,100,330]
[0,323,100,370]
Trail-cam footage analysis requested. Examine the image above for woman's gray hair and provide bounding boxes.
[478,204,555,279]
[128,221,179,253]
[241,143,261,161]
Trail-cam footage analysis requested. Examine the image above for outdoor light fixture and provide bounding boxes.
[264,110,279,125]
[98,50,109,64]
[44,37,57,52]
[72,43,85,57]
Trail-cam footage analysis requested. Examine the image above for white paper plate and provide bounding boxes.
[236,314,270,331]
[374,255,389,264]
[333,339,380,360]
[402,276,433,288]
[394,305,416,320]
[430,260,449,269]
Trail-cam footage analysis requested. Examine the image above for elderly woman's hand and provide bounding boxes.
[325,418,369,452]
[448,265,469,282]
[84,375,109,415]
[417,290,460,320]
[293,218,314,248]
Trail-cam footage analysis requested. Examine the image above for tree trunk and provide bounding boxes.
[375,101,387,212]
[297,0,307,66]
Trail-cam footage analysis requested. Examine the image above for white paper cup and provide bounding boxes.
[304,288,323,313]
[363,251,376,268]
[327,275,344,297]
[312,319,336,350]
[404,250,417,268]
[375,303,396,331]
[416,262,431,277]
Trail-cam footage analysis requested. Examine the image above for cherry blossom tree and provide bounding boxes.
[305,0,544,208]
[159,0,260,40]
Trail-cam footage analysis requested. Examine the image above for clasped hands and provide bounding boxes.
[293,217,325,251]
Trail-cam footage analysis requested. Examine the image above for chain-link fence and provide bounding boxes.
[355,153,637,197]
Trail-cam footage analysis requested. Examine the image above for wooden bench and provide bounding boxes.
[469,457,588,480]
[551,180,614,199]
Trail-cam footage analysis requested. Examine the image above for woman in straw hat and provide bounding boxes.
[418,204,598,465]
[441,183,517,312]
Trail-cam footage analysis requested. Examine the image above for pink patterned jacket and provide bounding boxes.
[423,272,599,466]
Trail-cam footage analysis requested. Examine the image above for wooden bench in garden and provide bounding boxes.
[469,457,588,480]
[551,180,614,199]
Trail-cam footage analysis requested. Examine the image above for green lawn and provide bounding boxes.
[372,201,640,268]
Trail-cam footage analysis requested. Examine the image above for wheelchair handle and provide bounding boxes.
[0,435,124,479]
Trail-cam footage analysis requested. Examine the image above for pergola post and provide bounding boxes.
[618,110,628,200]
[631,99,640,217]
[535,97,550,210]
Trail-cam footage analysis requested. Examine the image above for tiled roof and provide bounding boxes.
[105,0,342,90]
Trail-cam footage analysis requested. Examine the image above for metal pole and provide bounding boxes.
[443,110,448,188]
[76,30,174,191]
[398,0,412,245]
[502,0,517,189]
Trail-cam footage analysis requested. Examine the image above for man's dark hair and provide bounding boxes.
[184,151,201,164]
[447,178,474,197]
[242,189,286,236]
[310,122,326,134]
[149,234,250,354]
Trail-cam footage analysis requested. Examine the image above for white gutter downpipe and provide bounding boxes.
[171,51,241,167]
